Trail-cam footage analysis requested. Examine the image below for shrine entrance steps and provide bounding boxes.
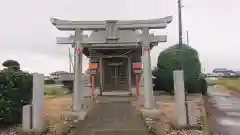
[73,96,149,135]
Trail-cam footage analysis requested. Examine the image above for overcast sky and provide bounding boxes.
[0,0,239,75]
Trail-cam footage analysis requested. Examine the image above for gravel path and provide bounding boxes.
[73,100,148,135]
[0,125,16,135]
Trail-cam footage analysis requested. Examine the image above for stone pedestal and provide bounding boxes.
[173,70,187,126]
[32,73,44,131]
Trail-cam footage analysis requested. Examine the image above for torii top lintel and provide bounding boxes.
[50,16,172,31]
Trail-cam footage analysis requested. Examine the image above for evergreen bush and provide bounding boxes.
[0,61,32,124]
[153,44,202,94]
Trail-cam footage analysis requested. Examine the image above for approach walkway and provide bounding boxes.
[73,95,149,135]
[206,86,240,135]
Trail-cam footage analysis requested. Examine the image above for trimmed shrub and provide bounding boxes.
[198,75,207,95]
[2,60,20,70]
[153,44,202,94]
[44,79,55,84]
[0,68,32,124]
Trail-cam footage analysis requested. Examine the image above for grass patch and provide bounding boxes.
[44,84,68,96]
[213,78,240,91]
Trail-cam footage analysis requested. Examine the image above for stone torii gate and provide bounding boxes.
[50,17,172,114]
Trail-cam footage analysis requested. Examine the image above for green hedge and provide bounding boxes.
[0,69,32,124]
[44,79,55,84]
[62,80,73,93]
[153,44,204,94]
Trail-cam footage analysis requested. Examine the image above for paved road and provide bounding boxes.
[73,98,148,135]
[205,86,240,135]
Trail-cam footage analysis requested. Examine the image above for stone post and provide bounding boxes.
[141,28,155,109]
[73,29,83,112]
[22,105,32,131]
[187,101,198,126]
[32,73,44,131]
[173,70,187,126]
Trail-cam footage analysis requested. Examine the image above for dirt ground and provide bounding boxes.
[0,95,73,135]
[132,94,204,135]
[158,94,202,121]
[132,94,202,121]
[43,94,204,135]
[44,95,72,125]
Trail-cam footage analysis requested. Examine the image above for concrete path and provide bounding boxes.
[73,96,148,135]
[206,86,240,135]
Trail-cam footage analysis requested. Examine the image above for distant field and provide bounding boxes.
[208,77,240,91]
[44,84,69,98]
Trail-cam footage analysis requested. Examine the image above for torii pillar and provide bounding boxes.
[56,34,88,112]
[73,29,84,112]
[141,28,155,109]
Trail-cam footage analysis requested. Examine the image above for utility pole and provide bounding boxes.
[178,0,183,46]
[178,0,189,126]
[177,0,184,69]
[186,30,189,45]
